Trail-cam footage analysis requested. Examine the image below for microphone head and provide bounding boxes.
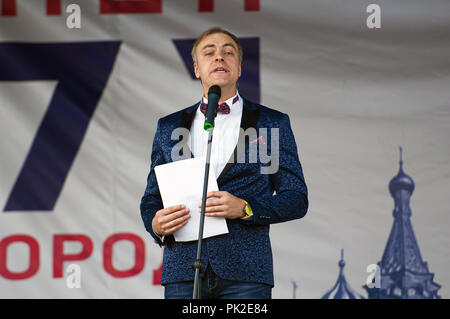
[208,85,221,98]
[204,85,221,131]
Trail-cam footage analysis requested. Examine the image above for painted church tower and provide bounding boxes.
[364,147,441,298]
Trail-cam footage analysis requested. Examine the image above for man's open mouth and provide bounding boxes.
[213,67,228,73]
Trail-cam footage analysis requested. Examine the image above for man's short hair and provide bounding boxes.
[191,27,243,64]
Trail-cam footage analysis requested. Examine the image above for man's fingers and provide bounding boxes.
[202,205,226,213]
[163,214,190,233]
[166,213,190,229]
[169,208,190,218]
[153,205,190,236]
[165,219,190,235]
[199,198,222,208]
[161,208,189,225]
[199,196,227,208]
[205,211,226,217]
[196,191,230,208]
[154,205,190,236]
[158,204,187,219]
[163,204,186,215]
[207,191,224,198]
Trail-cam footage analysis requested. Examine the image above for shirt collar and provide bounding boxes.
[201,91,241,108]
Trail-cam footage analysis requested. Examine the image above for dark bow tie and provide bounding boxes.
[200,95,239,115]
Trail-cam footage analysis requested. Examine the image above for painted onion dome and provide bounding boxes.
[389,146,414,196]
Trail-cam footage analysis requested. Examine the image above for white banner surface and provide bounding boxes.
[0,0,449,299]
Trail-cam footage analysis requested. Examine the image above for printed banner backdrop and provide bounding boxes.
[1,0,449,298]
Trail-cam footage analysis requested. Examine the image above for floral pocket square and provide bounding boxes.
[250,136,266,145]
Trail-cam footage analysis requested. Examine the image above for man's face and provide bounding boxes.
[194,32,242,93]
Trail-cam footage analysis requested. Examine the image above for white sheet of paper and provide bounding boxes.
[154,157,229,242]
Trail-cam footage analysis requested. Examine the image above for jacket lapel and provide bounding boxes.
[179,104,197,160]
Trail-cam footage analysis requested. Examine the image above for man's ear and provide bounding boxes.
[238,63,242,78]
[194,63,200,79]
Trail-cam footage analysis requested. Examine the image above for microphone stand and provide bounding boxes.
[190,127,214,299]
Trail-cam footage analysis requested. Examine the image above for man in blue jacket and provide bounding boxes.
[140,27,308,299]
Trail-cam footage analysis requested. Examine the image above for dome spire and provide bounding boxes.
[321,249,364,299]
[338,248,345,272]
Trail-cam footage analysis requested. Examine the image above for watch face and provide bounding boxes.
[244,205,251,216]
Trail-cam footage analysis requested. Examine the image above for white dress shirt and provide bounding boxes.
[187,92,243,180]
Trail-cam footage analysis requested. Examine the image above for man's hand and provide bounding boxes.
[152,204,190,236]
[198,191,246,219]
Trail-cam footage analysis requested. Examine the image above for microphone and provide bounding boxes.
[203,85,221,131]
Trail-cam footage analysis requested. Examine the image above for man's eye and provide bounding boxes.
[205,52,213,56]
[225,51,233,55]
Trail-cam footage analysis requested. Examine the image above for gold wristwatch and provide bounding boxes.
[241,200,253,219]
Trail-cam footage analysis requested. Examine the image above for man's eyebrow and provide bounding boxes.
[201,43,237,51]
[222,43,236,50]
[201,44,216,51]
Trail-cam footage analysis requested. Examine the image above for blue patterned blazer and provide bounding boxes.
[140,97,308,286]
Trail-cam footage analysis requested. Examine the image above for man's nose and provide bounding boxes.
[215,53,224,61]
